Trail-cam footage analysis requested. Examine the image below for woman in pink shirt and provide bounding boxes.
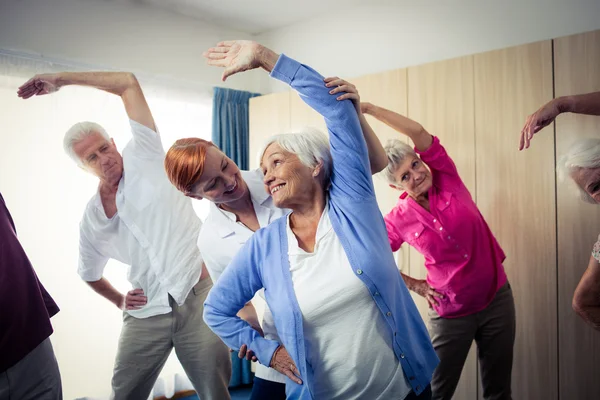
[360,101,515,400]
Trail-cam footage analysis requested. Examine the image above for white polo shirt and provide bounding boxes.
[197,168,287,383]
[78,120,203,319]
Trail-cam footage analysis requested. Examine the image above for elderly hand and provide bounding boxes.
[17,73,62,99]
[270,345,302,384]
[325,77,361,114]
[119,288,147,311]
[519,98,562,150]
[237,344,258,362]
[203,40,278,81]
[411,279,443,309]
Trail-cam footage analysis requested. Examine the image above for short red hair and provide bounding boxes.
[164,138,215,195]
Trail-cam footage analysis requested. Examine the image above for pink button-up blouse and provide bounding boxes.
[384,136,507,318]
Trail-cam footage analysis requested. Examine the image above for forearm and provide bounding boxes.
[359,113,388,174]
[56,71,139,97]
[572,256,600,331]
[363,103,432,151]
[400,272,417,291]
[557,91,600,116]
[86,277,123,309]
[237,301,261,329]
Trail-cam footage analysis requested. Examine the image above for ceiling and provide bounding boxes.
[124,0,369,35]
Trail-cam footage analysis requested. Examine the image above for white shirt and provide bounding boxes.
[287,204,412,399]
[78,120,203,319]
[197,168,287,383]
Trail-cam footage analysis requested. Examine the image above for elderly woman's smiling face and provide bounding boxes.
[571,167,600,203]
[261,142,321,209]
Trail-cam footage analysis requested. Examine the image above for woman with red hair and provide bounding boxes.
[164,80,387,400]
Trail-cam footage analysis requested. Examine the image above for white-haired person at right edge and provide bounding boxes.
[520,90,600,332]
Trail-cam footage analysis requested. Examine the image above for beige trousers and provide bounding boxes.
[110,278,231,400]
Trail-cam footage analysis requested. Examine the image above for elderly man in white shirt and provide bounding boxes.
[17,71,231,400]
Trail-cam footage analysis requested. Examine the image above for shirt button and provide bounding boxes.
[400,353,405,358]
[415,232,419,237]
[447,235,451,239]
[464,254,468,258]
[439,227,443,231]
[433,219,437,223]
[446,202,449,205]
[374,291,379,296]
[356,269,363,275]
[386,312,392,316]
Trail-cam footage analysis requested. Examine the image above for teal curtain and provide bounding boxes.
[212,87,260,170]
[212,86,260,387]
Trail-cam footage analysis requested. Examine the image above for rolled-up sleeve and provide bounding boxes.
[416,136,466,192]
[128,119,165,159]
[77,226,108,282]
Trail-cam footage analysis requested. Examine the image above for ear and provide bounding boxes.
[110,137,116,146]
[389,183,402,191]
[312,160,324,178]
[187,193,203,201]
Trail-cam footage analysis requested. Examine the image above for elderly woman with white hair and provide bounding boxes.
[358,102,515,400]
[520,91,600,331]
[201,40,438,400]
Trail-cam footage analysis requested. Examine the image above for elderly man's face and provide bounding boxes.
[571,167,600,203]
[73,132,123,185]
[391,155,432,198]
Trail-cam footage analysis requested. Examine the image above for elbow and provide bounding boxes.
[125,72,140,88]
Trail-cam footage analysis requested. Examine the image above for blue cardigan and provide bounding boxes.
[203,54,439,399]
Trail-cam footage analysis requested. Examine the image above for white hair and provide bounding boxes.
[557,138,600,204]
[259,127,332,184]
[381,139,418,184]
[63,121,110,165]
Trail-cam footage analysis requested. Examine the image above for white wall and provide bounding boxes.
[0,0,264,93]
[253,0,600,93]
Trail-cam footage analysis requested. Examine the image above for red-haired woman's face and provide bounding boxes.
[188,146,246,204]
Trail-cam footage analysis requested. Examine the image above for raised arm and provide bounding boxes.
[362,102,433,152]
[17,72,156,131]
[325,77,388,174]
[204,40,374,199]
[520,91,600,150]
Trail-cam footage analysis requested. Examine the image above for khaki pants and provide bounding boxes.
[429,282,516,400]
[111,278,231,400]
[0,338,62,400]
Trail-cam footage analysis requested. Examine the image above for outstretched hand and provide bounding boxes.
[519,99,561,150]
[17,74,61,99]
[203,40,265,81]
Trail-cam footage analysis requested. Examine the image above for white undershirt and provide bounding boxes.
[287,204,412,399]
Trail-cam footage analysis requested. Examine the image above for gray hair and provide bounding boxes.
[64,121,110,165]
[557,138,600,204]
[259,127,332,184]
[382,139,418,184]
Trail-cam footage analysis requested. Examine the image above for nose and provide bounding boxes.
[263,168,275,186]
[224,174,236,190]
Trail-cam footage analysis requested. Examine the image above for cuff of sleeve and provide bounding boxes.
[250,336,281,367]
[129,119,160,135]
[269,54,302,85]
[414,135,441,157]
[78,267,103,282]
